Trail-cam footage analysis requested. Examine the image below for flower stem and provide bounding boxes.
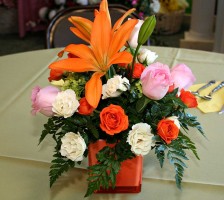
[129,44,141,82]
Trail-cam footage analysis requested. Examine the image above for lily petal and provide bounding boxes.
[63,44,96,61]
[70,27,90,44]
[85,72,105,108]
[112,8,136,32]
[49,58,98,72]
[91,11,111,69]
[99,0,111,27]
[108,51,133,66]
[68,16,93,43]
[109,19,138,56]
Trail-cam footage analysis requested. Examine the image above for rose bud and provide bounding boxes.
[31,86,60,117]
[78,97,95,115]
[138,15,156,46]
[132,63,145,78]
[128,19,144,48]
[179,89,198,108]
[138,48,158,65]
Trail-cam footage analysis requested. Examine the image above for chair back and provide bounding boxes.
[46,4,139,48]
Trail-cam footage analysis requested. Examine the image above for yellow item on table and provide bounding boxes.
[190,81,224,113]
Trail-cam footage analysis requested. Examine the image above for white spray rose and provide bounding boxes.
[167,116,180,129]
[138,48,158,65]
[60,132,86,161]
[102,75,130,99]
[127,123,154,156]
[128,19,144,48]
[52,89,79,118]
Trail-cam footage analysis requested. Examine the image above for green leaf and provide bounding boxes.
[86,120,99,139]
[136,95,151,113]
[39,130,48,145]
[49,154,75,187]
[108,65,116,78]
[155,144,167,167]
[39,117,64,145]
[84,145,125,197]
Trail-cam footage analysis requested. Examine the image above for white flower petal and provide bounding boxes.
[52,89,80,118]
[60,132,86,162]
[127,123,154,156]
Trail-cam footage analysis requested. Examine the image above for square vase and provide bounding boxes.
[88,140,143,193]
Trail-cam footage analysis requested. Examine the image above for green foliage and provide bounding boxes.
[154,130,201,189]
[85,146,120,197]
[49,153,75,187]
[39,117,64,144]
[61,72,88,98]
[85,141,135,197]
[155,144,166,167]
[179,113,205,136]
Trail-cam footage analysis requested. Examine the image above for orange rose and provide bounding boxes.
[48,69,63,81]
[78,97,95,115]
[179,89,198,108]
[100,104,129,135]
[132,63,145,78]
[157,119,179,144]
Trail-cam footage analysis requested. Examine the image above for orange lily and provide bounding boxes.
[49,0,138,108]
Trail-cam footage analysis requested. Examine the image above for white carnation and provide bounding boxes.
[52,89,79,118]
[102,75,130,99]
[60,132,86,161]
[167,116,180,129]
[138,48,158,65]
[127,123,154,156]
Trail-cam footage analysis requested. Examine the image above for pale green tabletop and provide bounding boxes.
[1,47,224,200]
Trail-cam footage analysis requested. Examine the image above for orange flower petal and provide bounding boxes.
[108,51,133,66]
[63,44,97,63]
[112,8,136,32]
[49,58,97,72]
[85,72,105,108]
[109,19,138,56]
[68,16,93,43]
[90,11,111,65]
[99,0,111,27]
[70,27,90,44]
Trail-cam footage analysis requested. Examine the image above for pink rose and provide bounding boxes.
[171,64,196,90]
[31,86,60,117]
[140,62,173,100]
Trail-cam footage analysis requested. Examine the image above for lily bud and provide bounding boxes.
[138,15,156,45]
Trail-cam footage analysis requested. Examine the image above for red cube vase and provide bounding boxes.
[88,140,143,193]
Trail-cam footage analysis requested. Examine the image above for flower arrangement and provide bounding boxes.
[31,0,204,197]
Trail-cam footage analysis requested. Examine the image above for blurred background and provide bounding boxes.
[0,0,223,56]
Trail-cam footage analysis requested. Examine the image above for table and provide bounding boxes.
[1,47,224,200]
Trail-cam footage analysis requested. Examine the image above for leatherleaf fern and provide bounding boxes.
[138,89,205,189]
[85,140,135,197]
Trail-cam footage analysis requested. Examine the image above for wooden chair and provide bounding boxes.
[46,4,139,48]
